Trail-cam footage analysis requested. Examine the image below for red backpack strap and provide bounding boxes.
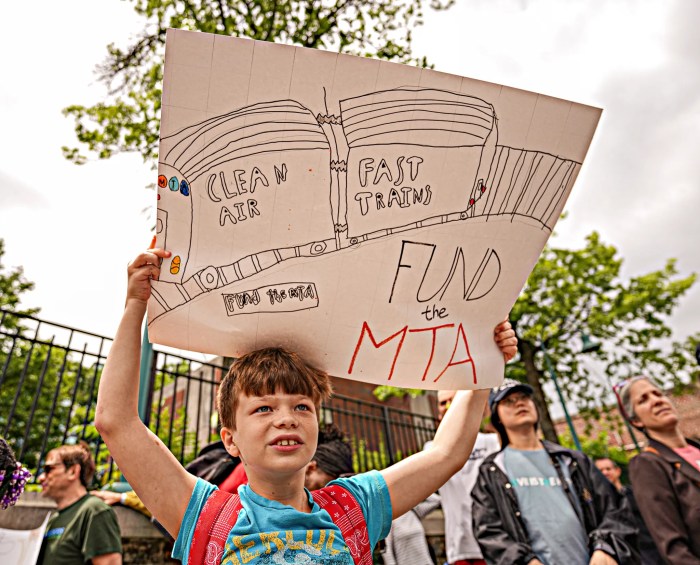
[313,484,372,565]
[188,489,243,565]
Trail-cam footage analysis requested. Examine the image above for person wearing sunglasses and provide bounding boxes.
[615,376,700,564]
[37,442,122,565]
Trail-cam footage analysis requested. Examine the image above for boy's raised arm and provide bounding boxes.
[381,320,516,519]
[95,248,196,539]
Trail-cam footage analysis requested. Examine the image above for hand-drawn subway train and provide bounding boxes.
[150,87,577,319]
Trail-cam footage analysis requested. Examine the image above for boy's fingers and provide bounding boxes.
[494,319,512,333]
[145,264,161,280]
[495,330,516,343]
[129,249,170,270]
[128,258,161,281]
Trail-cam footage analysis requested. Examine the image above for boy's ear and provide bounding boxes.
[305,460,317,476]
[220,427,240,457]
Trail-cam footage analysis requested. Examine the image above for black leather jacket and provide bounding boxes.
[471,440,639,564]
[629,437,700,564]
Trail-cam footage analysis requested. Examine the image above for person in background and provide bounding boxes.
[37,442,122,565]
[472,379,638,565]
[594,458,623,491]
[425,390,500,565]
[304,423,355,489]
[382,493,441,565]
[616,376,700,564]
[594,457,662,565]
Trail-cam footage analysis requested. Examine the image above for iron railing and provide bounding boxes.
[0,309,437,485]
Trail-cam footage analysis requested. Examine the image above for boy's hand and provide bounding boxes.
[126,248,171,305]
[494,319,517,363]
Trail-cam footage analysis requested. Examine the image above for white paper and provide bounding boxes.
[148,29,601,390]
[0,512,50,565]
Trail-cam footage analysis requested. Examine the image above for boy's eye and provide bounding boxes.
[295,404,310,411]
[255,406,272,413]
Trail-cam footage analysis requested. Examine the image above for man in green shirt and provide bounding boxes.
[37,443,122,564]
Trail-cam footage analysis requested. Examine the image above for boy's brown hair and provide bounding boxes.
[52,442,96,487]
[217,347,333,430]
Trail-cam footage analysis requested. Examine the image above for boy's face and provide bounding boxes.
[225,390,319,479]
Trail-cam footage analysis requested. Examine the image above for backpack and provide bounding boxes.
[184,441,240,486]
[188,483,372,565]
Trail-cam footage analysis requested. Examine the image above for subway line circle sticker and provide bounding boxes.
[158,175,168,189]
[169,177,179,191]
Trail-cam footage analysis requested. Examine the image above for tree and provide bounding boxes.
[62,0,454,166]
[0,241,109,471]
[373,231,697,445]
[508,231,697,443]
[0,238,37,320]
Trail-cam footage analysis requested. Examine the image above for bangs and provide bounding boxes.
[218,347,332,430]
[236,352,323,403]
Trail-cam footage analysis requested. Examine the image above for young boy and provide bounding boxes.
[95,247,517,564]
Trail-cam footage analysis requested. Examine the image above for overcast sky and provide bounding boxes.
[1,0,698,357]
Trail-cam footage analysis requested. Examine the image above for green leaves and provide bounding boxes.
[0,239,38,318]
[63,0,453,165]
[509,230,697,425]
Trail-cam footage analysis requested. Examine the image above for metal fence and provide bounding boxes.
[0,309,437,485]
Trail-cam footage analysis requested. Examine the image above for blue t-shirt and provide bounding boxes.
[504,447,589,565]
[173,470,392,564]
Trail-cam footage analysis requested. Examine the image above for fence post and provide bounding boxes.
[138,324,153,424]
[381,405,396,467]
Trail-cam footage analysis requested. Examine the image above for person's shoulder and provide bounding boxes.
[478,448,502,469]
[333,469,385,490]
[85,494,118,512]
[629,448,667,471]
[78,494,119,521]
[327,470,391,515]
[479,432,501,450]
[542,440,584,461]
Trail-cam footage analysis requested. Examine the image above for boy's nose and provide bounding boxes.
[274,410,299,428]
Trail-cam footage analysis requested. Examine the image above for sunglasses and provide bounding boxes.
[41,463,65,476]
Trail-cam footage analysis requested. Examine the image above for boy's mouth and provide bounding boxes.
[270,435,304,448]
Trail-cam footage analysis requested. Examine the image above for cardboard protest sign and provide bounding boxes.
[148,28,601,390]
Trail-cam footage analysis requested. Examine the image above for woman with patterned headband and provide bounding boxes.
[615,377,700,564]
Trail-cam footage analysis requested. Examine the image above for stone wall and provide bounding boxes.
[0,491,177,564]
